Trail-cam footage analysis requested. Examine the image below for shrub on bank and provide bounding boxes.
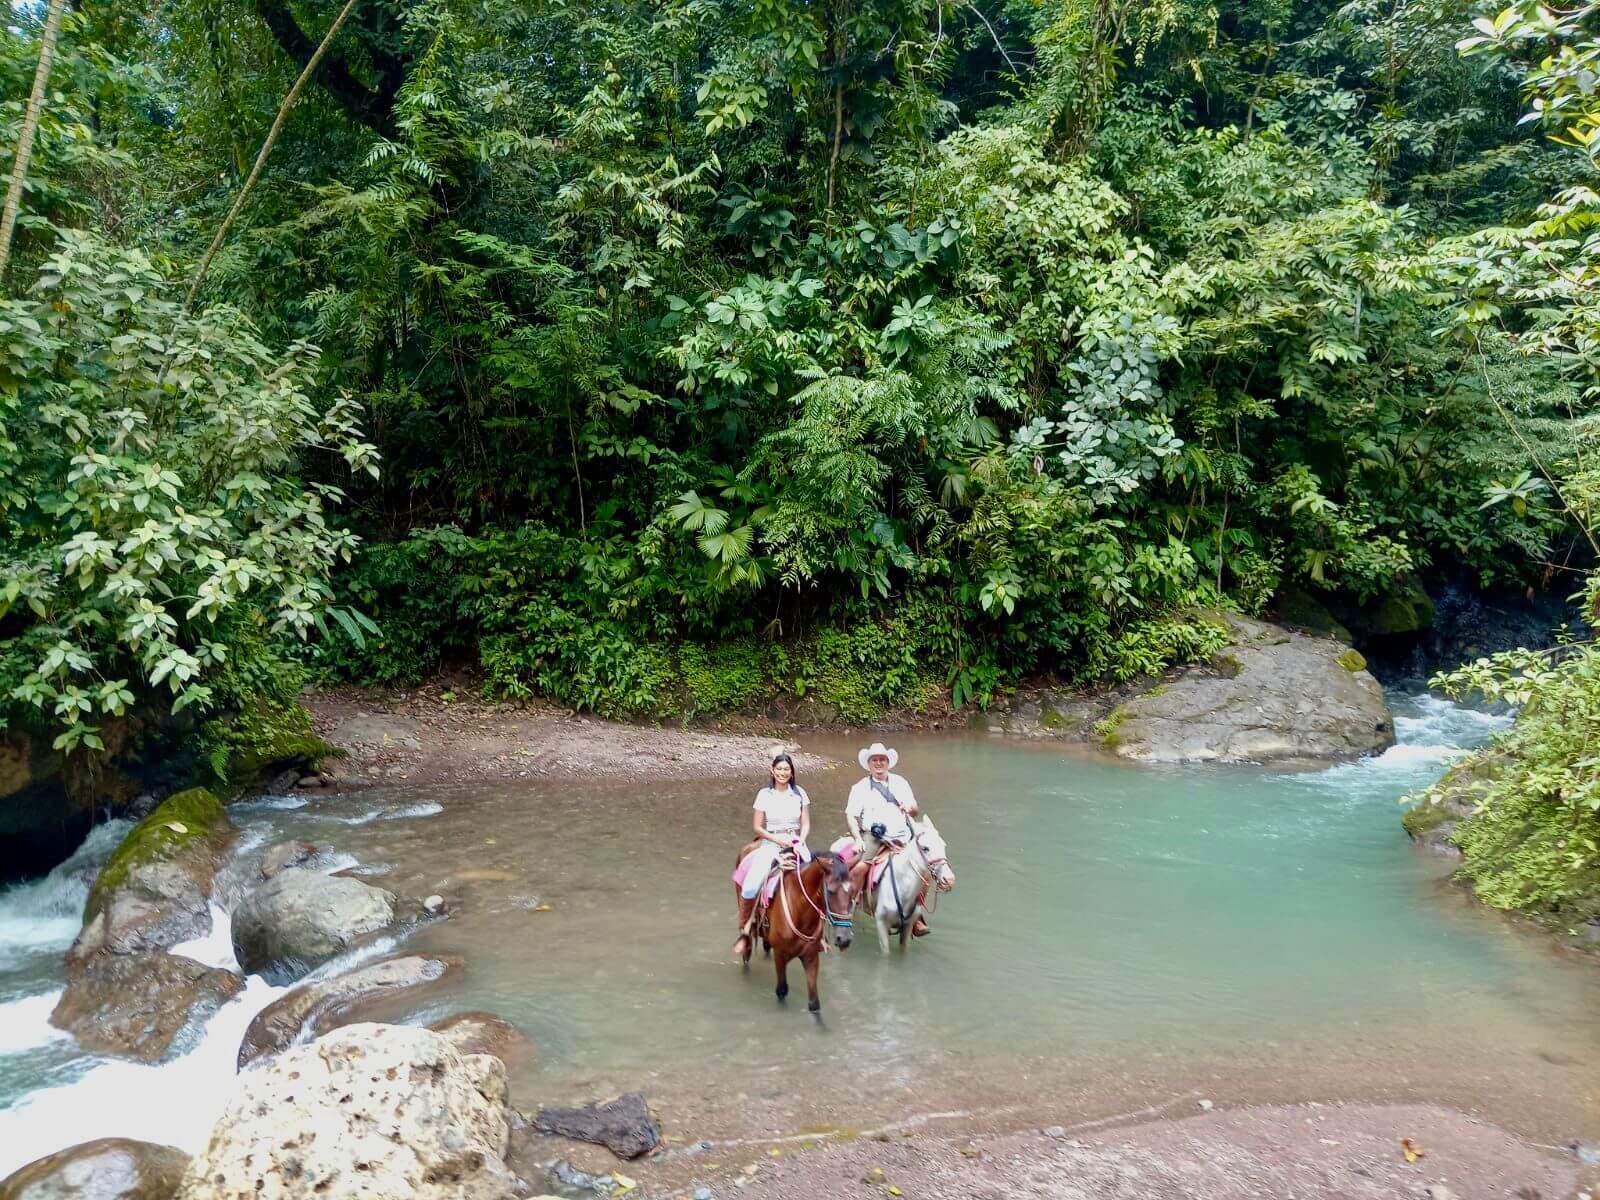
[309,523,1240,720]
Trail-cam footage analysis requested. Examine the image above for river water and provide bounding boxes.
[2,693,1598,1177]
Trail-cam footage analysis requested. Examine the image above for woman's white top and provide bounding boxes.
[754,785,808,836]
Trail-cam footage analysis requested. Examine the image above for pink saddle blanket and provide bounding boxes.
[732,854,784,904]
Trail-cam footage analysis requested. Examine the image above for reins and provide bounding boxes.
[778,857,852,953]
[886,831,942,923]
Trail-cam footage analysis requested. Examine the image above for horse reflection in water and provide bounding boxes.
[735,848,854,1012]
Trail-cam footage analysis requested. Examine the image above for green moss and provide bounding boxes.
[206,699,332,789]
[1094,706,1131,747]
[87,788,225,918]
[1401,799,1456,840]
[1337,649,1368,673]
[1038,705,1067,729]
[1273,588,1354,644]
[1210,652,1243,678]
[1358,576,1436,637]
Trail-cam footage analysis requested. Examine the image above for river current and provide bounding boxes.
[2,693,1597,1176]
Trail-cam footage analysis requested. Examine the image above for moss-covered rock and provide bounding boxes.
[210,700,333,789]
[85,788,231,925]
[1272,588,1354,644]
[1354,574,1436,637]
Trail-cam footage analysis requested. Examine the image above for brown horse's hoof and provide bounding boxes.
[807,999,821,1013]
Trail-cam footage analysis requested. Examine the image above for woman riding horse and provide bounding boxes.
[732,752,811,959]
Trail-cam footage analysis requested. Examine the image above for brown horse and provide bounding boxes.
[735,848,854,1011]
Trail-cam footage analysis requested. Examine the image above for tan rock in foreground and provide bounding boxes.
[180,1023,518,1200]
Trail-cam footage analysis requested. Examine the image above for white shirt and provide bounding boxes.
[754,785,808,836]
[847,773,916,842]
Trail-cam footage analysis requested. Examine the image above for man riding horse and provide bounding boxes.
[845,742,931,938]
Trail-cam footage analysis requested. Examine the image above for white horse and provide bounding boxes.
[869,815,955,954]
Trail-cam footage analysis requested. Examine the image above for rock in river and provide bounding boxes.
[0,1138,189,1200]
[179,1023,518,1200]
[51,951,243,1063]
[429,1011,535,1072]
[231,868,400,984]
[535,1092,661,1160]
[237,952,461,1067]
[68,789,236,966]
[51,790,242,1062]
[1104,613,1394,765]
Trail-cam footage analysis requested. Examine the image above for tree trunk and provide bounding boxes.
[0,0,70,285]
[184,0,363,311]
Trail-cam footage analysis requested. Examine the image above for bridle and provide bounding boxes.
[886,828,950,923]
[780,856,853,951]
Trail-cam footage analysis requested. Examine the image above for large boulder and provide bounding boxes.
[51,790,241,1062]
[0,1138,189,1200]
[50,951,243,1063]
[1104,613,1394,765]
[70,789,236,965]
[178,1023,518,1200]
[231,868,400,984]
[237,953,461,1068]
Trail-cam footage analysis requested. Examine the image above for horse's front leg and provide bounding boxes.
[802,951,821,1013]
[874,907,891,955]
[773,949,790,1003]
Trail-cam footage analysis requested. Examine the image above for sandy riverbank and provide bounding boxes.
[305,679,840,787]
[708,1102,1593,1200]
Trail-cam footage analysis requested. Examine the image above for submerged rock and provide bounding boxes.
[534,1093,661,1160]
[1106,613,1393,765]
[50,952,242,1063]
[0,1138,189,1200]
[231,868,399,984]
[178,1023,518,1200]
[237,952,460,1067]
[429,1011,535,1071]
[256,840,327,882]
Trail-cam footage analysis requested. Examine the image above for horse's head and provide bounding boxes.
[815,852,854,950]
[914,816,955,892]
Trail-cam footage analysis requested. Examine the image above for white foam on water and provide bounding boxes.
[1289,692,1514,795]
[0,820,133,971]
[234,794,311,812]
[381,801,443,820]
[0,973,288,1178]
[307,800,444,825]
[0,991,69,1055]
[170,904,241,973]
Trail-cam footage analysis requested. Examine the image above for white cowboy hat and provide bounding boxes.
[858,742,898,771]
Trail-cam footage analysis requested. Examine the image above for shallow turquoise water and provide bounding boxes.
[2,693,1597,1170]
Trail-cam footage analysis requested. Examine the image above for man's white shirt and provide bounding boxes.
[847,772,917,842]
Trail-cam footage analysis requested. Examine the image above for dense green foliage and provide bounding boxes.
[1,0,1598,748]
[1397,1,1600,926]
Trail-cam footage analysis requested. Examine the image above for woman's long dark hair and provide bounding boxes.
[769,752,802,795]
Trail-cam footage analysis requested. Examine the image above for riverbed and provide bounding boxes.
[1,693,1598,1180]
